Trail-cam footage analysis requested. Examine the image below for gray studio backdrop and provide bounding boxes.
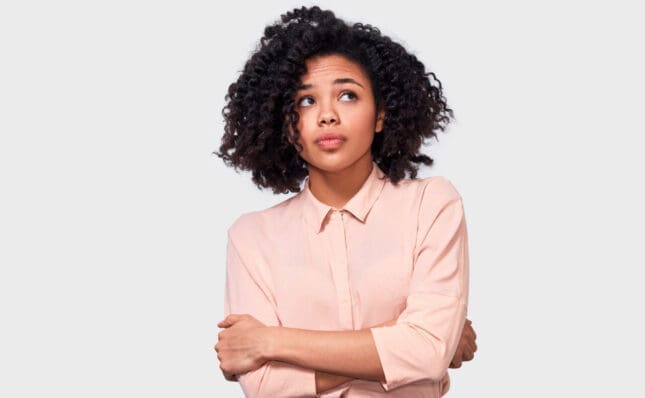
[1,0,643,396]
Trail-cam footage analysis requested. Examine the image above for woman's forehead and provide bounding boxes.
[299,54,369,86]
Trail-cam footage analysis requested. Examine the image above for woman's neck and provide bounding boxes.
[306,154,374,210]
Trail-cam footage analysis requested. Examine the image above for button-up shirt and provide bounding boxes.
[222,161,470,397]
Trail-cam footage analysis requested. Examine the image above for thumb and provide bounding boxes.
[218,314,237,328]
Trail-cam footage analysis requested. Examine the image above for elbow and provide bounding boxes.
[413,332,453,382]
[372,321,459,390]
[423,346,451,382]
[240,376,278,398]
[423,365,446,383]
[409,318,465,382]
[238,373,263,398]
[239,382,267,398]
[238,365,315,398]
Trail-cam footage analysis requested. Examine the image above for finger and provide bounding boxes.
[469,324,477,340]
[465,339,475,352]
[463,349,474,361]
[464,322,475,337]
[218,314,240,328]
[458,337,470,354]
[459,346,471,361]
[465,339,476,355]
[468,337,477,352]
[223,371,238,382]
[450,348,463,367]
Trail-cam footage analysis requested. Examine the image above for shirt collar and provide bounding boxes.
[300,161,387,233]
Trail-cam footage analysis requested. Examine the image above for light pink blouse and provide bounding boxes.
[222,161,470,397]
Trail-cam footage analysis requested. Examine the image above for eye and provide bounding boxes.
[297,96,314,107]
[340,91,357,101]
[296,91,358,108]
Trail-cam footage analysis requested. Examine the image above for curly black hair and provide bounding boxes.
[214,5,455,194]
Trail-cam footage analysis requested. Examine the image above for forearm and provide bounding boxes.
[314,318,396,393]
[269,319,397,388]
[270,327,383,380]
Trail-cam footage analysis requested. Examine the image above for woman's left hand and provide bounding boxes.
[215,314,272,380]
[449,318,477,368]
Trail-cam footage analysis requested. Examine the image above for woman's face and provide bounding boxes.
[289,54,384,174]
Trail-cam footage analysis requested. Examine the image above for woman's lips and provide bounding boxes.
[316,137,345,150]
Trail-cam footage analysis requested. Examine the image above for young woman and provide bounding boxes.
[214,6,477,397]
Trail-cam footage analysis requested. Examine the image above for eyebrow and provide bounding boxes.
[296,78,365,91]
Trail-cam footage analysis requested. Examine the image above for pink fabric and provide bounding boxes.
[223,161,470,397]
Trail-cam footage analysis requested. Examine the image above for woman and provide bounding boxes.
[214,6,477,397]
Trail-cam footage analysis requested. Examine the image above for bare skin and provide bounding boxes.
[288,54,385,210]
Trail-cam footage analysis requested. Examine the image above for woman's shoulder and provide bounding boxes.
[401,176,465,227]
[420,175,462,201]
[226,194,301,239]
[389,174,462,202]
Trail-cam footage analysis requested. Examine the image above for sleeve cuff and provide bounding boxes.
[370,323,436,391]
[370,325,411,391]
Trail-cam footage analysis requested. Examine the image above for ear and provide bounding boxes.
[375,108,385,133]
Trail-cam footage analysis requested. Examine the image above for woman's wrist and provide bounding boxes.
[263,326,281,361]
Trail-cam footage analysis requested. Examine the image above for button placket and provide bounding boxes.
[332,210,354,329]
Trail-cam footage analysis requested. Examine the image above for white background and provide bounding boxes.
[1,0,643,396]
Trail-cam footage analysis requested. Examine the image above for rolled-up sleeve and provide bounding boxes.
[223,227,317,398]
[369,178,470,391]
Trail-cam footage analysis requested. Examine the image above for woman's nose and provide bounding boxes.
[319,113,338,125]
[318,102,339,125]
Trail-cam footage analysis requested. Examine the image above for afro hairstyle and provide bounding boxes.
[214,5,455,194]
